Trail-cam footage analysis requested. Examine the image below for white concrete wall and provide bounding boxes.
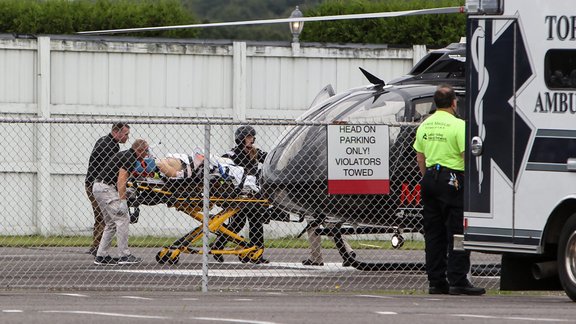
[0,34,426,237]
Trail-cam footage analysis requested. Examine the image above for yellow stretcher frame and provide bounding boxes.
[128,179,270,265]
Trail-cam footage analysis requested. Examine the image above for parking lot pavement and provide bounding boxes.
[0,291,572,324]
[0,246,501,292]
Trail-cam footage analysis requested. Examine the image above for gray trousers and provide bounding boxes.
[93,182,131,258]
[306,221,353,263]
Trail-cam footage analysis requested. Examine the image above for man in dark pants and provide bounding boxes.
[85,123,130,256]
[413,84,485,295]
[210,125,270,264]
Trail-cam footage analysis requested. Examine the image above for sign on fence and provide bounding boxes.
[327,124,390,194]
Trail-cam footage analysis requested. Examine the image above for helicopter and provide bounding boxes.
[259,44,467,243]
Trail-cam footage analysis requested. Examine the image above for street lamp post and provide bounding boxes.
[289,6,304,54]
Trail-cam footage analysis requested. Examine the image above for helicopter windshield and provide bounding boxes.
[335,91,407,124]
[310,93,372,122]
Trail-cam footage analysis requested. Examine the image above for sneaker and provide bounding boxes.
[117,254,142,265]
[302,259,324,266]
[93,255,118,266]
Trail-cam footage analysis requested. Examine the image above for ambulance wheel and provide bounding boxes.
[558,214,576,301]
[391,234,404,249]
[156,248,171,264]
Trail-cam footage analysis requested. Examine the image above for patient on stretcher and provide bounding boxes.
[131,150,203,179]
[156,152,204,178]
[132,150,260,193]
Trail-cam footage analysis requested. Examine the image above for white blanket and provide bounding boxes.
[212,156,260,193]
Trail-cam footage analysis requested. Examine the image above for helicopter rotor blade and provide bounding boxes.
[78,6,463,35]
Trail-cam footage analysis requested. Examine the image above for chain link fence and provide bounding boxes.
[0,117,500,292]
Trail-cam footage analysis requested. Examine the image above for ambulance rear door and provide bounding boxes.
[464,15,535,252]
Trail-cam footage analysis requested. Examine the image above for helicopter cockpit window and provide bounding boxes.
[410,53,443,74]
[413,100,435,122]
[274,93,372,172]
[297,90,350,122]
[312,93,372,122]
[339,91,406,124]
[423,57,465,78]
[412,95,466,121]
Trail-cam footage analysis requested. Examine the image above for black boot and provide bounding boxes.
[210,236,227,262]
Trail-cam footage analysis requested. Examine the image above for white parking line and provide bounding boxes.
[102,262,356,278]
[192,317,280,324]
[41,310,170,319]
[356,294,393,299]
[58,293,89,298]
[376,311,398,315]
[111,269,319,277]
[453,314,574,322]
[2,310,23,313]
[120,296,154,300]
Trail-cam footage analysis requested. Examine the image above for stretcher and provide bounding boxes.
[127,175,270,265]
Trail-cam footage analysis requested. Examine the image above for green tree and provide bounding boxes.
[301,0,466,47]
[0,0,199,38]
[182,0,321,41]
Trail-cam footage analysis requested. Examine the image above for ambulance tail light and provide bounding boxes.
[465,0,503,15]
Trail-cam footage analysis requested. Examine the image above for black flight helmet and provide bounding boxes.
[235,125,256,146]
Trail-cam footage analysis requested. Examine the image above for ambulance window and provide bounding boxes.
[545,50,576,89]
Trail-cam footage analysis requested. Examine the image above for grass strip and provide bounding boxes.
[0,235,425,250]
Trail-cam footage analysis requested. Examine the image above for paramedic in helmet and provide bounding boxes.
[210,125,270,264]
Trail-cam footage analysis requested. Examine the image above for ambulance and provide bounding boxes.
[463,0,576,300]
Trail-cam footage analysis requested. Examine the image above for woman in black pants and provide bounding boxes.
[211,125,270,264]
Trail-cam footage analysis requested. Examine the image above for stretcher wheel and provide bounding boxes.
[156,247,180,265]
[168,249,180,265]
[156,248,171,264]
[239,248,264,263]
[391,234,404,249]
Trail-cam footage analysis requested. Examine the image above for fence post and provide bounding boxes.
[232,42,247,122]
[202,124,211,292]
[36,36,53,236]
